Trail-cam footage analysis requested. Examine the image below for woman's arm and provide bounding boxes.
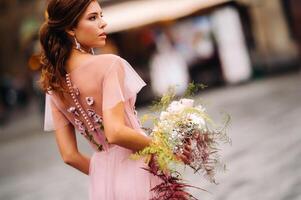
[103,101,152,152]
[103,101,192,164]
[54,123,90,175]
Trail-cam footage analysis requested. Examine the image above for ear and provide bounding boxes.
[66,28,75,37]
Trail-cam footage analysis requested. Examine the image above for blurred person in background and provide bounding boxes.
[0,73,28,125]
[149,28,190,97]
[38,0,189,199]
[0,76,10,125]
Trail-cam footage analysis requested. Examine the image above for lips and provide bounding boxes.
[99,32,106,37]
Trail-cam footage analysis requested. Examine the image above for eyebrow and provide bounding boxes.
[87,11,103,16]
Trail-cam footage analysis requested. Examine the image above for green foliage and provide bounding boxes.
[150,87,176,112]
[183,82,207,98]
[148,82,207,114]
[130,130,179,171]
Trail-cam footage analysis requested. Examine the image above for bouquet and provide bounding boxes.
[131,83,231,200]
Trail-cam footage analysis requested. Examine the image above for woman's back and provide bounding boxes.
[45,54,161,199]
[46,54,145,148]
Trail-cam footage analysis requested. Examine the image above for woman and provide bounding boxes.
[39,0,165,199]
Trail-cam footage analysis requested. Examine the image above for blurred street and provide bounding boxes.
[0,71,300,200]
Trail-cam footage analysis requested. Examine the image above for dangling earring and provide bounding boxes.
[74,35,95,55]
[74,36,85,53]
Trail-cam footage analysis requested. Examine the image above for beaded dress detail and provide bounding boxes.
[65,73,107,152]
[43,54,161,200]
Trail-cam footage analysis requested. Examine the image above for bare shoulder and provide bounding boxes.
[93,54,127,72]
[93,53,121,65]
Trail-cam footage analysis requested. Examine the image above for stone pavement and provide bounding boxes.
[0,71,300,200]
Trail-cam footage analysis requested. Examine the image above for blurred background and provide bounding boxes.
[0,0,300,199]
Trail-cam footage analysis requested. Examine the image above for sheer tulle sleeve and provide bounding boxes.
[44,93,70,132]
[102,56,146,111]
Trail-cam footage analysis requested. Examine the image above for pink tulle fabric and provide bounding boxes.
[44,54,160,200]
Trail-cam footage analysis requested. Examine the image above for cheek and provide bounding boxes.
[82,24,96,34]
[77,23,97,41]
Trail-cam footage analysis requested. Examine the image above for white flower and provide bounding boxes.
[167,99,195,113]
[153,126,159,132]
[160,111,169,120]
[179,98,194,107]
[167,101,185,113]
[170,130,178,139]
[189,113,205,127]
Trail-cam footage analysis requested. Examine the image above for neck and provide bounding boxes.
[74,46,94,55]
[65,48,94,73]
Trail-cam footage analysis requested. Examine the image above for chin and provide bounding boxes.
[93,42,106,48]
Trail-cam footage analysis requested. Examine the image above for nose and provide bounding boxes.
[99,18,107,29]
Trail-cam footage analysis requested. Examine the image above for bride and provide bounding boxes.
[39,0,190,199]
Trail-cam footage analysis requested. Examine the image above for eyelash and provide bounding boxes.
[89,14,104,21]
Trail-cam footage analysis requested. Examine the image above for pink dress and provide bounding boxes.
[43,54,161,200]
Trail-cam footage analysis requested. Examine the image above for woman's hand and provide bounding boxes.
[174,138,192,165]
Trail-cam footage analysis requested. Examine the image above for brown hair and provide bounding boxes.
[39,0,94,96]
